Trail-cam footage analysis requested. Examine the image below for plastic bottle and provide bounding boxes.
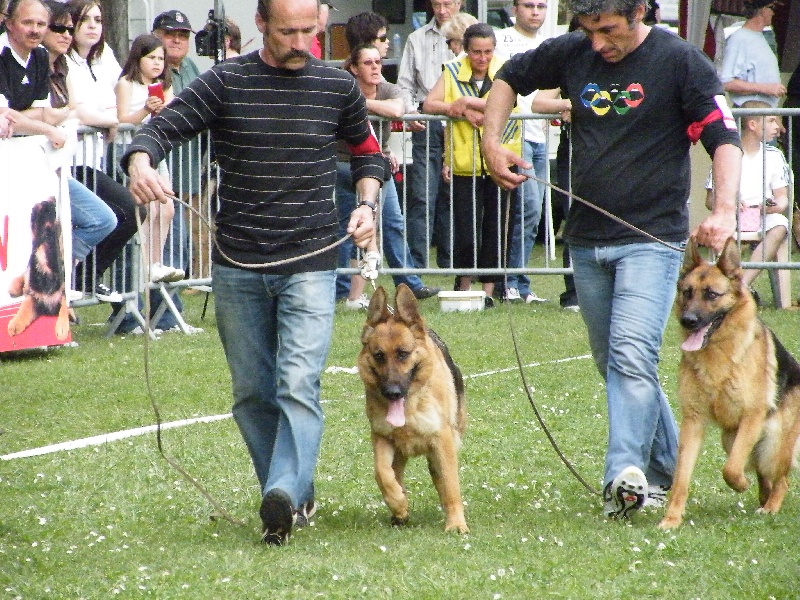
[392,33,402,59]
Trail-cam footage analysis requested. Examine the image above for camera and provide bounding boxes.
[195,9,226,60]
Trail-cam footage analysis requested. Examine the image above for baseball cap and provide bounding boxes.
[152,10,194,33]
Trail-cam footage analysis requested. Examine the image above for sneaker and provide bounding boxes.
[412,285,441,300]
[603,466,648,520]
[126,326,163,336]
[644,484,670,509]
[345,294,370,310]
[151,263,185,283]
[562,303,580,313]
[503,288,522,302]
[523,292,548,304]
[67,289,84,302]
[294,500,317,529]
[260,488,295,546]
[95,283,123,303]
[163,324,205,335]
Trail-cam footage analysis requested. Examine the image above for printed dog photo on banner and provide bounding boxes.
[0,136,72,352]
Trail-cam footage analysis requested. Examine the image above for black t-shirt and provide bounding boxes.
[0,45,49,111]
[497,27,740,246]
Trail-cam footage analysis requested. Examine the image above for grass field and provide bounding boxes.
[2,263,799,599]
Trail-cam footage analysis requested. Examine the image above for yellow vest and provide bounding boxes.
[442,54,521,177]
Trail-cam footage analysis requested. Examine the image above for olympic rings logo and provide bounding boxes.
[580,83,645,116]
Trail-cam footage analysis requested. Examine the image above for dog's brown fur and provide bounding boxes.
[7,198,69,341]
[659,238,800,529]
[358,284,468,533]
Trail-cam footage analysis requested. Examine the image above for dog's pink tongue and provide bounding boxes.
[681,325,709,352]
[386,398,406,427]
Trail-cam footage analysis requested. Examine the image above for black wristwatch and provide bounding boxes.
[357,199,378,215]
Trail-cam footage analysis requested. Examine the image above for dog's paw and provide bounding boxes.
[390,515,409,527]
[722,468,750,492]
[657,515,682,530]
[444,520,469,534]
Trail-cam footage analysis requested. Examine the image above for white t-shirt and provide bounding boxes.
[66,48,121,168]
[495,26,548,143]
[706,143,790,232]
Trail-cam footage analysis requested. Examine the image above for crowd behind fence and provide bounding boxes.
[13,106,799,333]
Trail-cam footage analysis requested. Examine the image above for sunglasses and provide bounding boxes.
[376,35,388,42]
[48,24,75,35]
[360,59,382,67]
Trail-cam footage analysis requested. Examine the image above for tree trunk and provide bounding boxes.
[99,0,129,64]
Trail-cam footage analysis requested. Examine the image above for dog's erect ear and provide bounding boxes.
[366,287,391,325]
[716,236,742,279]
[681,237,705,276]
[394,284,425,331]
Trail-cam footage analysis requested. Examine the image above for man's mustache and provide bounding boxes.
[283,49,312,61]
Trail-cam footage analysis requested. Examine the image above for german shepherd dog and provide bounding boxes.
[7,198,70,341]
[358,284,469,533]
[659,237,800,529]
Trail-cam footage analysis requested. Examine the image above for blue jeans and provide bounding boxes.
[408,121,451,268]
[506,140,547,296]
[570,242,682,488]
[68,178,117,263]
[335,162,424,297]
[213,265,335,507]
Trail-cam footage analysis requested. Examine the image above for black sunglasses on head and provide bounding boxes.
[48,24,75,35]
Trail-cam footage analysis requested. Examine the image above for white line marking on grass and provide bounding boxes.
[1,414,232,461]
[465,354,592,379]
[5,355,592,461]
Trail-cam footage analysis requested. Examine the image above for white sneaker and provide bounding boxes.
[562,304,580,313]
[67,289,84,302]
[128,326,163,336]
[151,263,185,283]
[603,466,647,520]
[524,292,548,304]
[503,288,522,302]
[345,294,370,310]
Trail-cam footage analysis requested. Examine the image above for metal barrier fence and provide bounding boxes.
[56,106,800,329]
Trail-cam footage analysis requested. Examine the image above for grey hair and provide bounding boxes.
[569,0,647,23]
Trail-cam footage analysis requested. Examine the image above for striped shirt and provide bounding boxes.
[123,51,385,274]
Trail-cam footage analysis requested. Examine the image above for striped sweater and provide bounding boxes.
[122,51,386,274]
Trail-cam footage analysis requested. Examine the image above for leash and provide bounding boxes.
[135,195,353,527]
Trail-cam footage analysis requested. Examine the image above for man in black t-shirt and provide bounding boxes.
[482,0,742,522]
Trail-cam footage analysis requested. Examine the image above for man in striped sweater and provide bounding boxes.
[122,0,385,545]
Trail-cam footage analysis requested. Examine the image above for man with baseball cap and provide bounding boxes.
[151,9,201,331]
[720,0,785,107]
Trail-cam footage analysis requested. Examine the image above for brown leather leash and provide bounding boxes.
[135,198,353,527]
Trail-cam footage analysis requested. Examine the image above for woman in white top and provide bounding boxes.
[65,0,118,170]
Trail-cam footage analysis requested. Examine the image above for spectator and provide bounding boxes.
[310,1,335,59]
[223,17,241,58]
[61,0,140,305]
[786,60,800,234]
[337,43,440,309]
[706,101,790,307]
[495,0,561,304]
[482,0,742,519]
[720,0,785,108]
[423,23,521,307]
[148,9,202,333]
[122,0,385,545]
[41,0,117,304]
[441,12,477,56]
[643,0,660,25]
[397,0,461,269]
[116,33,183,285]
